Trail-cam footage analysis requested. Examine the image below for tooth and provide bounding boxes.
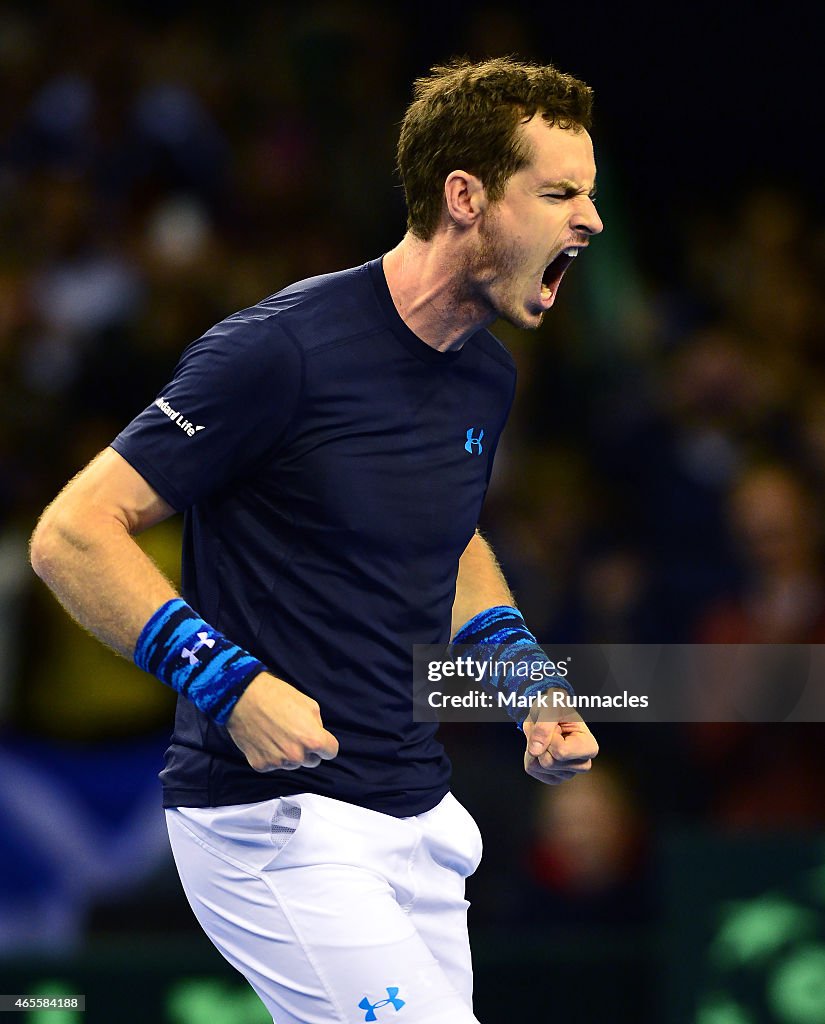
[563,247,578,257]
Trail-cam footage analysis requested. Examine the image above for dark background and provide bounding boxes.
[1,2,825,1021]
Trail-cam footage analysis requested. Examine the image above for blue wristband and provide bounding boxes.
[134,598,267,725]
[450,605,574,725]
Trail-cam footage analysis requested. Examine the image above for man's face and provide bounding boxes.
[469,117,603,329]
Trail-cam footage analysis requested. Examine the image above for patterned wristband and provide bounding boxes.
[134,598,266,725]
[450,605,574,724]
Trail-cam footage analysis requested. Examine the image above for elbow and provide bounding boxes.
[29,502,84,584]
[29,508,62,583]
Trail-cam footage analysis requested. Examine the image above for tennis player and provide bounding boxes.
[31,57,601,1024]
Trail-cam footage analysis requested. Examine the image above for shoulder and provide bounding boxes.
[464,329,517,390]
[231,262,382,355]
[177,261,379,371]
[471,329,517,375]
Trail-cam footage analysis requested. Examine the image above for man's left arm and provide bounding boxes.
[451,530,599,785]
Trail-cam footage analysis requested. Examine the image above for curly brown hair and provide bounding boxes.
[397,56,594,241]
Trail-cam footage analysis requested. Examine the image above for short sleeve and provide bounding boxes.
[111,315,303,510]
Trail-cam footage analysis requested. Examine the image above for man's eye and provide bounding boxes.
[542,193,566,200]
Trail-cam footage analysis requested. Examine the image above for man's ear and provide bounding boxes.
[444,170,487,229]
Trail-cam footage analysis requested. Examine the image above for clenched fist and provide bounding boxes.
[227,672,339,772]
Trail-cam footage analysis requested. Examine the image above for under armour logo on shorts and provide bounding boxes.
[358,987,405,1021]
[464,427,484,455]
[181,631,216,666]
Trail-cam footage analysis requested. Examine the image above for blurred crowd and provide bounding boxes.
[2,0,825,959]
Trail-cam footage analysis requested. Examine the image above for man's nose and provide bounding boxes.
[572,196,604,236]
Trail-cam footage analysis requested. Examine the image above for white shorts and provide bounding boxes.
[165,791,484,1024]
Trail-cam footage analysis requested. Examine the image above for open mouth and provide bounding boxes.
[540,247,579,306]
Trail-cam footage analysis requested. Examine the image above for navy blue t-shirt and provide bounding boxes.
[112,257,515,816]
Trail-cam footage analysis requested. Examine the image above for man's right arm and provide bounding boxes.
[30,447,180,654]
[29,447,338,771]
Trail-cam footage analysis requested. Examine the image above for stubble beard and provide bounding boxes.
[467,215,542,331]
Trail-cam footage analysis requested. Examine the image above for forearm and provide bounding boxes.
[451,529,515,637]
[30,455,177,658]
[29,448,338,769]
[450,529,577,725]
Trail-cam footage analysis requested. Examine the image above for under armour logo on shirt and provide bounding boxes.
[464,427,484,455]
[358,987,405,1021]
[181,631,216,666]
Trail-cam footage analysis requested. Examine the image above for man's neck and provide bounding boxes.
[381,233,496,351]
